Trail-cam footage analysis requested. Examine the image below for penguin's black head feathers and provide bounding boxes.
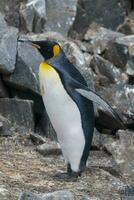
[18,39,61,60]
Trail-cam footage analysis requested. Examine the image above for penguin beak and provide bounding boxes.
[18,39,41,49]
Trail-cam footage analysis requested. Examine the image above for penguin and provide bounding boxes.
[19,39,125,179]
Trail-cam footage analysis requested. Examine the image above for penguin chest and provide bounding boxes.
[39,63,85,169]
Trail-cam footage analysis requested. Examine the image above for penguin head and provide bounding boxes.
[19,39,61,60]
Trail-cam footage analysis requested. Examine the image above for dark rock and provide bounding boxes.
[0,13,18,74]
[84,26,124,54]
[69,0,128,39]
[30,132,46,145]
[4,40,43,94]
[20,0,47,33]
[0,115,14,137]
[0,98,34,131]
[44,0,77,36]
[19,190,75,200]
[0,77,8,97]
[104,35,134,70]
[36,142,61,156]
[90,55,123,84]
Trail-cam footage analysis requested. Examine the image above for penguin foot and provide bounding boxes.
[53,172,79,182]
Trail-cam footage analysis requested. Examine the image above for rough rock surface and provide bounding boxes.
[44,0,77,36]
[4,40,43,94]
[20,0,47,33]
[83,27,124,54]
[0,98,34,131]
[69,0,128,39]
[19,190,75,200]
[102,130,134,182]
[0,13,18,74]
[0,115,14,137]
[104,35,134,70]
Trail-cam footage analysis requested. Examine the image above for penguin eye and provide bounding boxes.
[53,44,60,56]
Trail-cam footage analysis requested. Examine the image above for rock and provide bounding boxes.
[0,115,13,137]
[91,129,101,150]
[36,142,61,156]
[104,35,134,70]
[87,151,119,175]
[0,77,8,97]
[117,16,134,35]
[20,0,47,33]
[81,196,100,200]
[0,185,10,200]
[19,191,42,200]
[0,0,21,28]
[0,98,34,132]
[4,39,43,95]
[120,185,134,200]
[30,132,46,145]
[69,0,128,39]
[90,55,123,84]
[19,190,75,200]
[44,0,77,36]
[0,13,18,74]
[126,42,134,78]
[99,84,134,121]
[83,26,124,54]
[62,41,94,89]
[25,31,67,43]
[102,130,134,181]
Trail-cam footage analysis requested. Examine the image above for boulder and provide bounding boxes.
[117,16,134,35]
[19,190,75,200]
[0,98,34,132]
[0,0,21,28]
[102,130,134,182]
[69,0,128,39]
[4,40,43,95]
[44,0,77,36]
[36,142,61,156]
[104,35,134,70]
[90,55,123,84]
[0,115,14,137]
[0,13,18,74]
[83,26,124,54]
[20,0,47,33]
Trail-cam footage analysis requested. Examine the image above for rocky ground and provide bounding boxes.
[0,0,134,200]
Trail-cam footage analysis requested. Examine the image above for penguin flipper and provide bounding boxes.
[75,88,125,128]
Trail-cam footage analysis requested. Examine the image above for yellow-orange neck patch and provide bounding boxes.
[53,44,60,56]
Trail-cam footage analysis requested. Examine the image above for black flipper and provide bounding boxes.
[75,88,125,129]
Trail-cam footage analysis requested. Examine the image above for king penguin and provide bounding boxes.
[19,39,124,179]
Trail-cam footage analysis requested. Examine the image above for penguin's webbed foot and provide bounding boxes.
[53,171,80,182]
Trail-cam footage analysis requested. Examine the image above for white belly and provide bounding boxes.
[39,67,85,172]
